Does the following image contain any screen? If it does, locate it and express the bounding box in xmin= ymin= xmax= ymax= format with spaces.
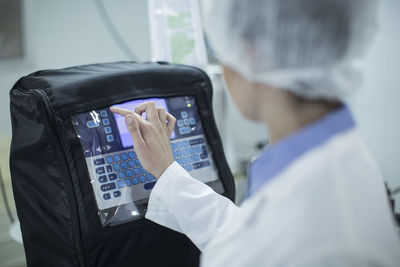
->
xmin=72 ymin=96 xmax=224 ymax=226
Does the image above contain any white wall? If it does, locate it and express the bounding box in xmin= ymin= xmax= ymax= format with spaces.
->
xmin=0 ymin=0 xmax=399 ymax=205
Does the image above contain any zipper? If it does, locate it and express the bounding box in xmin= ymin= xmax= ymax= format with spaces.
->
xmin=29 ymin=88 xmax=87 ymax=267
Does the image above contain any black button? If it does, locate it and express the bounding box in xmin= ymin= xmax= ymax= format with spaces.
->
xmin=101 ymin=182 xmax=116 ymax=192
xmin=96 ymin=167 xmax=105 ymax=174
xmin=189 ymin=138 xmax=204 ymax=146
xmin=103 ymin=193 xmax=111 ymax=200
xmin=108 ymin=173 xmax=117 ymax=181
xmin=94 ymin=158 xmax=105 ymax=165
xmin=106 ymin=165 xmax=113 ymax=172
xmin=193 ymin=161 xmax=211 ymax=170
xmin=113 ymin=191 xmax=121 ymax=197
xmin=98 ymin=175 xmax=107 ymax=183
xmin=144 ymin=181 xmax=156 ymax=190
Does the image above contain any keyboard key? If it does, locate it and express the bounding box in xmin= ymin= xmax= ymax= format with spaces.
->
xmin=103 ymin=193 xmax=111 ymax=200
xmin=101 ymin=182 xmax=116 ymax=192
xmin=185 ymin=165 xmax=193 ymax=171
xmin=171 ymin=143 xmax=176 ymax=150
xmin=106 ymin=165 xmax=113 ymax=173
xmin=139 ymin=175 xmax=146 ymax=183
xmin=100 ymin=110 xmax=108 ymax=117
xmin=96 ymin=167 xmax=105 ymax=174
xmin=135 ymin=159 xmax=140 ymax=166
xmin=146 ymin=174 xmax=153 ymax=181
xmin=189 ymin=117 xmax=196 ymax=125
xmin=176 ymin=150 xmax=182 ymax=157
xmin=94 ymin=158 xmax=105 ymax=165
xmin=98 ymin=175 xmax=107 ymax=183
xmin=195 ymin=145 xmax=201 ymax=153
xmin=128 ymin=160 xmax=135 ymax=168
xmin=193 ymin=155 xmax=200 ymax=162
xmin=177 ymin=142 xmax=183 ymax=149
xmin=126 ymin=170 xmax=133 ymax=177
xmin=117 ymin=180 xmax=124 ymax=188
xmin=183 ymin=118 xmax=190 ymax=126
xmin=183 ymin=149 xmax=188 ymax=156
xmin=118 ymin=171 xmax=125 ymax=179
xmin=200 ymin=146 xmax=209 ymax=159
xmin=187 ymin=156 xmax=193 ymax=163
xmin=106 ymin=134 xmax=114 ymax=142
xmin=113 ymin=154 xmax=121 ymax=162
xmin=140 ymin=167 xmax=146 ymax=174
xmin=102 ymin=118 xmax=110 ymax=126
xmin=176 ymin=159 xmax=181 ymax=165
xmin=172 ymin=151 xmax=176 ymax=158
xmin=179 ymin=127 xmax=191 ymax=135
xmin=113 ymin=191 xmax=121 ymax=198
xmin=189 ymin=138 xmax=204 ymax=146
xmin=106 ymin=156 xmax=113 ymax=164
xmin=183 ymin=141 xmax=189 ymax=147
xmin=189 ymin=148 xmax=195 ymax=154
xmin=104 ymin=126 xmax=112 ymax=134
xmin=144 ymin=181 xmax=156 ymax=190
xmin=128 ymin=151 xmax=136 ymax=159
xmin=121 ymin=162 xmax=128 ymax=170
xmin=181 ymin=158 xmax=186 ymax=164
xmin=121 ymin=153 xmax=128 ymax=161
xmin=132 ymin=177 xmax=138 ymax=185
xmin=108 ymin=173 xmax=117 ymax=181
xmin=125 ymin=179 xmax=132 ymax=186
xmin=193 ymin=161 xmax=211 ymax=170
xmin=87 ymin=120 xmax=99 ymax=128
xmin=181 ymin=111 xmax=188 ymax=118
xmin=134 ymin=169 xmax=140 ymax=176
xmin=113 ymin=164 xmax=120 ymax=171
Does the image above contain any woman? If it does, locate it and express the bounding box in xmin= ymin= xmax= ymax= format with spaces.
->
xmin=111 ymin=0 xmax=400 ymax=266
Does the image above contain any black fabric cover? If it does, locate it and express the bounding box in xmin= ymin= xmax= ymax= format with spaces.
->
xmin=9 ymin=62 xmax=235 ymax=267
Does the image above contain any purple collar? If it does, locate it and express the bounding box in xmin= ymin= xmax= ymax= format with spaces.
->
xmin=248 ymin=105 xmax=355 ymax=197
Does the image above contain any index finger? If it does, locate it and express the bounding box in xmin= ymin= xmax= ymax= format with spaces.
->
xmin=109 ymin=106 xmax=134 ymax=117
xmin=135 ymin=101 xmax=158 ymax=121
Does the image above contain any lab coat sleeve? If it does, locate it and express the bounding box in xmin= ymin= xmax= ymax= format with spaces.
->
xmin=145 ymin=161 xmax=240 ymax=252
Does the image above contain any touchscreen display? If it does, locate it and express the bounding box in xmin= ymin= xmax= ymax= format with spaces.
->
xmin=72 ymin=96 xmax=224 ymax=226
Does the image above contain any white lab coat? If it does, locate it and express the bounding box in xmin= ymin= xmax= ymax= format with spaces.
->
xmin=145 ymin=129 xmax=400 ymax=266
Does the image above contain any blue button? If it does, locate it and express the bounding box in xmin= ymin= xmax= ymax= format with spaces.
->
xmin=181 ymin=158 xmax=186 ymax=164
xmin=193 ymin=160 xmax=211 ymax=170
xmin=179 ymin=127 xmax=191 ymax=135
xmin=189 ymin=117 xmax=196 ymax=125
xmin=189 ymin=148 xmax=195 ymax=154
xmin=134 ymin=169 xmax=140 ymax=176
xmin=183 ymin=149 xmax=188 ymax=156
xmin=100 ymin=110 xmax=108 ymax=117
xmin=139 ymin=175 xmax=145 ymax=183
xmin=194 ymin=155 xmax=200 ymax=162
xmin=183 ymin=118 xmax=190 ymax=126
xmin=113 ymin=155 xmax=121 ymax=162
xmin=140 ymin=167 xmax=146 ymax=174
xmin=103 ymin=193 xmax=111 ymax=200
xmin=106 ymin=165 xmax=113 ymax=173
xmin=104 ymin=126 xmax=112 ymax=134
xmin=106 ymin=156 xmax=113 ymax=164
xmin=135 ymin=159 xmax=140 ymax=166
xmin=172 ymin=151 xmax=176 ymax=158
xmin=113 ymin=190 xmax=121 ymax=198
xmin=146 ymin=174 xmax=153 ymax=181
xmin=185 ymin=165 xmax=193 ymax=171
xmin=96 ymin=167 xmax=105 ymax=174
xmin=126 ymin=170 xmax=133 ymax=177
xmin=177 ymin=119 xmax=184 ymax=127
xmin=125 ymin=179 xmax=132 ymax=186
xmin=181 ymin=111 xmax=188 ymax=118
xmin=171 ymin=143 xmax=176 ymax=150
xmin=108 ymin=173 xmax=117 ymax=181
xmin=117 ymin=180 xmax=124 ymax=188
xmin=195 ymin=145 xmax=201 ymax=153
xmin=101 ymin=182 xmax=116 ymax=192
xmin=128 ymin=151 xmax=136 ymax=159
xmin=121 ymin=153 xmax=128 ymax=161
xmin=118 ymin=171 xmax=125 ymax=179
xmin=187 ymin=156 xmax=193 ymax=163
xmin=144 ymin=181 xmax=157 ymax=190
xmin=94 ymin=158 xmax=105 ymax=165
xmin=183 ymin=141 xmax=189 ymax=147
xmin=87 ymin=120 xmax=99 ymax=128
xmin=121 ymin=162 xmax=128 ymax=170
xmin=128 ymin=160 xmax=135 ymax=168
xmin=177 ymin=142 xmax=183 ymax=149
xmin=132 ymin=177 xmax=138 ymax=185
xmin=98 ymin=175 xmax=107 ymax=183
xmin=102 ymin=118 xmax=110 ymax=126
xmin=106 ymin=134 xmax=114 ymax=142
xmin=176 ymin=150 xmax=182 ymax=157
xmin=113 ymin=164 xmax=120 ymax=171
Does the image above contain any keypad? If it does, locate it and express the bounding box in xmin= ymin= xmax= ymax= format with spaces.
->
xmin=94 ymin=136 xmax=211 ymax=202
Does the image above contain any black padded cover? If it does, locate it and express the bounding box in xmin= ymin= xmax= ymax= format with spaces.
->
xmin=9 ymin=62 xmax=235 ymax=267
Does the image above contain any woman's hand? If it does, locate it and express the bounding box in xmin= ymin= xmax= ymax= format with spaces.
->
xmin=110 ymin=102 xmax=176 ymax=179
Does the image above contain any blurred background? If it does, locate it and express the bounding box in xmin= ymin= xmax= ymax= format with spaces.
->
xmin=0 ymin=0 xmax=399 ymax=266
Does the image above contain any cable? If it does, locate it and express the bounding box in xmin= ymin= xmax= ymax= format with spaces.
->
xmin=0 ymin=167 xmax=15 ymax=223
xmin=93 ymin=0 xmax=140 ymax=61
